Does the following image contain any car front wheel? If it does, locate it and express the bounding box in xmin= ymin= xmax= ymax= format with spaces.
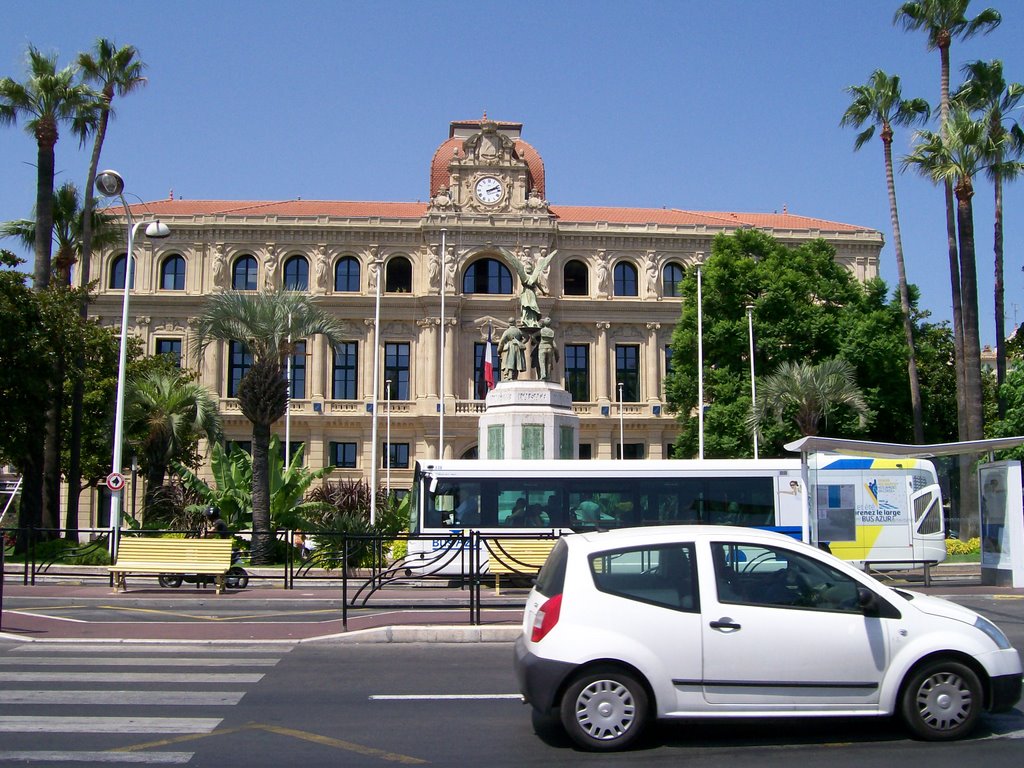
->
xmin=559 ymin=667 xmax=648 ymax=751
xmin=900 ymin=659 xmax=982 ymax=740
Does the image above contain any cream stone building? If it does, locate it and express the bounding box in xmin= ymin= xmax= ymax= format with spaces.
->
xmin=83 ymin=117 xmax=883 ymax=524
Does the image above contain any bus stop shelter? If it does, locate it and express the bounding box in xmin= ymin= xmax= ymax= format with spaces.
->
xmin=785 ymin=436 xmax=1024 ymax=587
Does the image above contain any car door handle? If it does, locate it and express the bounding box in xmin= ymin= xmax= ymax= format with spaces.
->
xmin=709 ymin=618 xmax=741 ymax=631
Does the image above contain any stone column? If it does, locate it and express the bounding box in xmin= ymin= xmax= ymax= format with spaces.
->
xmin=646 ymin=322 xmax=661 ymax=403
xmin=594 ymin=321 xmax=611 ymax=403
xmin=363 ymin=318 xmax=376 ymax=400
xmin=417 ymin=317 xmax=438 ymax=399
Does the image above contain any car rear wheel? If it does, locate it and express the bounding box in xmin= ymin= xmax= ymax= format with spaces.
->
xmin=559 ymin=667 xmax=648 ymax=751
xmin=900 ymin=659 xmax=982 ymax=740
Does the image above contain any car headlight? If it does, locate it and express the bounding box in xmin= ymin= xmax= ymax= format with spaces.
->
xmin=974 ymin=615 xmax=1012 ymax=650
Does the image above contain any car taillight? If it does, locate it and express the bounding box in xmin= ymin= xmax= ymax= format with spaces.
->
xmin=531 ymin=593 xmax=562 ymax=642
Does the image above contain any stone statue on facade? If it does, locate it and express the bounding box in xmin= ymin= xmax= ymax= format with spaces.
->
xmin=508 ymin=248 xmax=557 ymax=328
xmin=211 ymin=244 xmax=226 ymax=290
xmin=645 ymin=250 xmax=661 ymax=299
xmin=498 ymin=320 xmax=526 ymax=381
xmin=315 ymin=246 xmax=329 ymax=290
xmin=264 ymin=246 xmax=278 ymax=290
xmin=536 ymin=317 xmax=559 ymax=382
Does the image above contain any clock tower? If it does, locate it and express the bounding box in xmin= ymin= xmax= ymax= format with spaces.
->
xmin=428 ymin=116 xmax=550 ymax=216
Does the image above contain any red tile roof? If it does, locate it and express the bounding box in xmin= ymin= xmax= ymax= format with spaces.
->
xmin=121 ymin=199 xmax=873 ymax=234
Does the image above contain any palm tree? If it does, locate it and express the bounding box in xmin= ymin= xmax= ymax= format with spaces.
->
xmin=1 ymin=182 xmax=117 ymax=535
xmin=0 ymin=182 xmax=119 ymax=284
xmin=76 ymin=39 xmax=146 ymax=294
xmin=747 ymin=359 xmax=869 ymax=439
xmin=125 ymin=370 xmax=222 ymax=522
xmin=193 ymin=291 xmax=346 ymax=563
xmin=70 ymin=39 xmax=146 ymax=540
xmin=904 ymin=108 xmax=989 ymax=443
xmin=955 ymin=59 xmax=1024 ymax=418
xmin=841 ymin=70 xmax=930 ymax=443
xmin=894 ymin=1 xmax=1000 ymax=443
xmin=0 ymin=46 xmax=98 ymax=290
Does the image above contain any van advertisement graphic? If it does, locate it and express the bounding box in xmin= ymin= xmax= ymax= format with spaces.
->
xmin=857 ymin=477 xmax=905 ymax=524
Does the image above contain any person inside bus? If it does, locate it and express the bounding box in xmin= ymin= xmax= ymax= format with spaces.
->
xmin=507 ymin=499 xmax=540 ymax=528
xmin=573 ymin=495 xmax=602 ymax=525
xmin=455 ymin=495 xmax=480 ymax=526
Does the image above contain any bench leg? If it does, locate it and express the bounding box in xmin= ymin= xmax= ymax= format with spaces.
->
xmin=112 ymin=573 xmax=127 ymax=593
xmin=495 ymin=573 xmax=501 ymax=596
xmin=215 ymin=574 xmax=225 ymax=595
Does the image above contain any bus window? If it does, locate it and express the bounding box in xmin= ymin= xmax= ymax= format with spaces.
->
xmin=427 ymin=482 xmax=482 ymax=527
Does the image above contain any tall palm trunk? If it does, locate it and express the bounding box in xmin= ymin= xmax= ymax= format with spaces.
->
xmin=882 ymin=129 xmax=925 ymax=442
xmin=32 ymin=124 xmax=56 ymax=290
xmin=66 ymin=89 xmax=113 ymax=536
xmin=954 ymin=181 xmax=984 ymax=442
xmin=250 ymin=421 xmax=273 ymax=562
xmin=993 ymin=168 xmax=1007 ymax=418
xmin=938 ymin=41 xmax=969 ymax=443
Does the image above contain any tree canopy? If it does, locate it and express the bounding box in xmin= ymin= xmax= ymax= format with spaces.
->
xmin=665 ymin=230 xmax=957 ymax=458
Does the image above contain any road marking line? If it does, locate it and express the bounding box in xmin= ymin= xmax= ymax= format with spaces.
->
xmin=115 ymin=723 xmax=428 ymax=765
xmin=1 ymin=672 xmax=264 ymax=683
xmin=0 ymin=656 xmax=279 ymax=667
xmin=0 ymin=751 xmax=193 ymax=763
xmin=0 ymin=716 xmax=221 ymax=734
xmin=11 ymin=643 xmax=292 ymax=654
xmin=0 ymin=690 xmax=245 ymax=706
xmin=370 ymin=693 xmax=522 ymax=700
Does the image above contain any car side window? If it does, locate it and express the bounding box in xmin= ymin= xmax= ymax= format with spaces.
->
xmin=590 ymin=544 xmax=698 ymax=612
xmin=711 ymin=542 xmax=861 ymax=613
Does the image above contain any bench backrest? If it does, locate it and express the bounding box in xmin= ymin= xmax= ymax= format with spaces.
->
xmin=486 ymin=539 xmax=556 ymax=575
xmin=114 ymin=537 xmax=234 ymax=566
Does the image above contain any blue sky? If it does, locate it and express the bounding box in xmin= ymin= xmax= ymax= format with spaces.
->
xmin=2 ymin=0 xmax=1022 ymax=345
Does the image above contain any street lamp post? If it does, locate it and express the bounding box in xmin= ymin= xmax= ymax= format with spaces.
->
xmin=746 ymin=304 xmax=759 ymax=460
xmin=438 ymin=229 xmax=447 ymax=459
xmin=369 ymin=255 xmax=384 ymax=526
xmin=95 ymin=170 xmax=170 ymax=554
xmin=696 ymin=255 xmax=705 ymax=459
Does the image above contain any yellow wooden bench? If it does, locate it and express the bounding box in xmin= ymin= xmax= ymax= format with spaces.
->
xmin=109 ymin=538 xmax=235 ymax=594
xmin=486 ymin=538 xmax=557 ymax=595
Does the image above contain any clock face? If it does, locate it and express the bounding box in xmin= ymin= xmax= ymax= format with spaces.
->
xmin=475 ymin=176 xmax=503 ymax=204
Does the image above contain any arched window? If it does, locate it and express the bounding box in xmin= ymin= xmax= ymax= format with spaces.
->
xmin=284 ymin=255 xmax=309 ymax=291
xmin=232 ymin=255 xmax=258 ymax=290
xmin=563 ymin=260 xmax=588 ymax=296
xmin=109 ymin=254 xmax=135 ymax=290
xmin=462 ymin=258 xmax=512 ymax=294
xmin=613 ymin=262 xmax=638 ymax=297
xmin=385 ymin=256 xmax=412 ymax=293
xmin=334 ymin=256 xmax=360 ymax=292
xmin=160 ymin=254 xmax=186 ymax=291
xmin=663 ymin=262 xmax=685 ymax=297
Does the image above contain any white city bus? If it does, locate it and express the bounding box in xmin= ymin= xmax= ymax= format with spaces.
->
xmin=405 ymin=456 xmax=946 ymax=573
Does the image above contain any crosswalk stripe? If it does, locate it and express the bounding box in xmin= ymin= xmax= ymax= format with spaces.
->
xmin=0 ymin=716 xmax=221 ymax=733
xmin=0 ymin=751 xmax=194 ymax=764
xmin=11 ymin=644 xmax=293 ymax=655
xmin=2 ymin=672 xmax=264 ymax=683
xmin=0 ymin=656 xmax=279 ymax=667
xmin=0 ymin=690 xmax=245 ymax=706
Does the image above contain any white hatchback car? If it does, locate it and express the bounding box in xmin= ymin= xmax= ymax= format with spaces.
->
xmin=514 ymin=526 xmax=1022 ymax=751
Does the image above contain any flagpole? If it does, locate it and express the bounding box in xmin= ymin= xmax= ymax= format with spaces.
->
xmin=439 ymin=229 xmax=447 ymax=459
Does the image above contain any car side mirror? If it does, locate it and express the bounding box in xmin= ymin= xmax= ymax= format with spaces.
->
xmin=857 ymin=586 xmax=878 ymax=615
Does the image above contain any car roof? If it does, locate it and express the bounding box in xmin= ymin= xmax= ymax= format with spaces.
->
xmin=568 ymin=524 xmax=804 ymax=552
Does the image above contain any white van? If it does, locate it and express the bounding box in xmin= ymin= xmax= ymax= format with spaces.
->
xmin=515 ymin=526 xmax=1021 ymax=751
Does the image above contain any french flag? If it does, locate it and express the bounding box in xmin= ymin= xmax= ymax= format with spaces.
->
xmin=484 ymin=326 xmax=495 ymax=389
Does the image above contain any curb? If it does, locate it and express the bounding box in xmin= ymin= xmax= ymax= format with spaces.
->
xmin=0 ymin=625 xmax=522 ymax=645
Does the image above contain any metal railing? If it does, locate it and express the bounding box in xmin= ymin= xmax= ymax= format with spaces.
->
xmin=1 ymin=526 xmax=560 ymax=627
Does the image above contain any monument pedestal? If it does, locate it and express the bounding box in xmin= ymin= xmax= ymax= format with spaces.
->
xmin=479 ymin=380 xmax=579 ymax=460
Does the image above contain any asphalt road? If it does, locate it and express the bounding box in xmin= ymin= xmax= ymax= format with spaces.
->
xmin=0 ymin=593 xmax=1021 ymax=766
